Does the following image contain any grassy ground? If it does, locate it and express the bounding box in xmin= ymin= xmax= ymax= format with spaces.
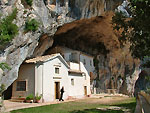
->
xmin=11 ymin=97 xmax=136 ymax=113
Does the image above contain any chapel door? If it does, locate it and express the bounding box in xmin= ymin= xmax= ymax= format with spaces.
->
xmin=55 ymin=82 xmax=60 ymax=99
xmin=84 ymin=86 xmax=87 ymax=96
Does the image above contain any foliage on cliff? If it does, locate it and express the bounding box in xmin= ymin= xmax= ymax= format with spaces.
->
xmin=25 ymin=0 xmax=33 ymax=6
xmin=0 ymin=63 xmax=10 ymax=71
xmin=0 ymin=8 xmax=18 ymax=45
xmin=0 ymin=8 xmax=16 ymax=98
xmin=21 ymin=0 xmax=33 ymax=8
xmin=112 ymin=0 xmax=150 ymax=59
xmin=25 ymin=19 xmax=39 ymax=32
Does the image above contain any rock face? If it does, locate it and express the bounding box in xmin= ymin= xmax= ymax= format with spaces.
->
xmin=0 ymin=0 xmax=140 ymax=97
xmin=43 ymin=13 xmax=140 ymax=95
xmin=69 ymin=0 xmax=123 ymax=19
xmin=0 ymin=0 xmax=71 ymax=88
xmin=0 ymin=0 xmax=124 ymax=89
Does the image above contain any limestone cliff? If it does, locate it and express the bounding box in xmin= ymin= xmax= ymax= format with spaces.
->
xmin=69 ymin=0 xmax=123 ymax=19
xmin=43 ymin=13 xmax=140 ymax=95
xmin=0 ymin=0 xmax=139 ymax=96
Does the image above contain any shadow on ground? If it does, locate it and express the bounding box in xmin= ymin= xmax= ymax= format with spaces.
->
xmin=70 ymin=109 xmax=124 ymax=113
xmin=114 ymin=101 xmax=136 ymax=113
xmin=70 ymin=101 xmax=136 ymax=113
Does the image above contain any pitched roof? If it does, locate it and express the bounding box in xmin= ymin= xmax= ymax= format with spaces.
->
xmin=25 ymin=54 xmax=70 ymax=68
xmin=25 ymin=54 xmax=58 ymax=63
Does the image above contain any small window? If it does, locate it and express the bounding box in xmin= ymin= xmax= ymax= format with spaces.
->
xmin=90 ymin=60 xmax=92 ymax=66
xmin=55 ymin=68 xmax=59 ymax=74
xmin=71 ymin=79 xmax=74 ymax=86
xmin=16 ymin=81 xmax=26 ymax=91
xmin=69 ymin=54 xmax=73 ymax=62
xmin=60 ymin=0 xmax=65 ymax=7
xmin=84 ymin=75 xmax=86 ymax=80
xmin=83 ymin=59 xmax=86 ymax=65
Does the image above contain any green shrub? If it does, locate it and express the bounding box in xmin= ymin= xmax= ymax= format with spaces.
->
xmin=25 ymin=0 xmax=33 ymax=6
xmin=35 ymin=94 xmax=42 ymax=100
xmin=24 ymin=10 xmax=28 ymax=14
xmin=26 ymin=94 xmax=34 ymax=100
xmin=0 ymin=84 xmax=5 ymax=97
xmin=21 ymin=0 xmax=33 ymax=8
xmin=25 ymin=19 xmax=39 ymax=32
xmin=146 ymin=88 xmax=150 ymax=94
xmin=0 ymin=63 xmax=11 ymax=70
xmin=0 ymin=8 xmax=18 ymax=44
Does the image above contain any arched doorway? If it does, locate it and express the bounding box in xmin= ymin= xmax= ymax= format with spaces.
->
xmin=3 ymin=84 xmax=13 ymax=100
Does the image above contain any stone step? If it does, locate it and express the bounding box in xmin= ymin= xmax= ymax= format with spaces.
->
xmin=10 ymin=97 xmax=26 ymax=102
xmin=10 ymin=99 xmax=25 ymax=102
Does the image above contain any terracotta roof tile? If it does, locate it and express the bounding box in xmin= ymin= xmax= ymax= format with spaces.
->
xmin=25 ymin=54 xmax=59 ymax=63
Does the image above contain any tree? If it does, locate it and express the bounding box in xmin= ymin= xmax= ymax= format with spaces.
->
xmin=112 ymin=0 xmax=150 ymax=60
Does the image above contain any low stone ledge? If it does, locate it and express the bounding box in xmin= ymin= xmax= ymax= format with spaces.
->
xmin=106 ymin=89 xmax=117 ymax=94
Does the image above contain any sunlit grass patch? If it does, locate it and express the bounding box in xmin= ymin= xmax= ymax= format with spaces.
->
xmin=11 ymin=97 xmax=136 ymax=113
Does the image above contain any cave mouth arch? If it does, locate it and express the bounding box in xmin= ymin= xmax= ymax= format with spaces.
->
xmin=33 ymin=12 xmax=119 ymax=59
xmin=43 ymin=16 xmax=112 ymax=57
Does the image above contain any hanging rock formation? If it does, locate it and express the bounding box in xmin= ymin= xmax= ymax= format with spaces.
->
xmin=40 ymin=12 xmax=140 ymax=95
xmin=0 ymin=0 xmax=140 ymax=97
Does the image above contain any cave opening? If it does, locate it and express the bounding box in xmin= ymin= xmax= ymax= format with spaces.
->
xmin=3 ymin=84 xmax=13 ymax=100
xmin=42 ymin=16 xmax=111 ymax=57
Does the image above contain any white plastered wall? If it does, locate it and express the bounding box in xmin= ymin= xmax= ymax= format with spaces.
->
xmin=57 ymin=47 xmax=95 ymax=96
xmin=35 ymin=64 xmax=43 ymax=99
xmin=12 ymin=64 xmax=35 ymax=98
xmin=41 ymin=56 xmax=69 ymax=102
xmin=68 ymin=73 xmax=85 ymax=98
xmin=80 ymin=54 xmax=95 ymax=95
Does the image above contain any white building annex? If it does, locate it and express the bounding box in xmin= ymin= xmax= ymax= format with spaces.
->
xmin=48 ymin=46 xmax=96 ymax=97
xmin=11 ymin=47 xmax=95 ymax=102
xmin=12 ymin=54 xmax=70 ymax=102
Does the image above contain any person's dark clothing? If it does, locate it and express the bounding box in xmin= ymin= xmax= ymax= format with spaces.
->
xmin=59 ymin=87 xmax=64 ymax=101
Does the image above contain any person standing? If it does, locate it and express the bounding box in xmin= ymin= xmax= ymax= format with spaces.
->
xmin=59 ymin=86 xmax=64 ymax=101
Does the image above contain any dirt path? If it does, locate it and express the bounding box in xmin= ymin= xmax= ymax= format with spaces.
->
xmin=77 ymin=94 xmax=131 ymax=105
xmin=4 ymin=99 xmax=76 ymax=112
xmin=4 ymin=94 xmax=131 ymax=112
